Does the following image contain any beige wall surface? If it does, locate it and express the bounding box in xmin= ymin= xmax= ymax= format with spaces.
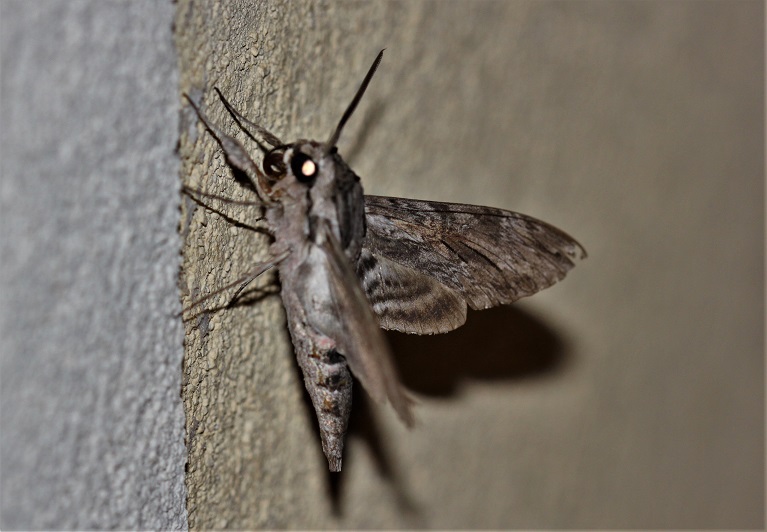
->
xmin=176 ymin=0 xmax=763 ymax=528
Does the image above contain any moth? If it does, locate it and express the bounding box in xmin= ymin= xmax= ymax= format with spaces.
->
xmin=185 ymin=50 xmax=585 ymax=472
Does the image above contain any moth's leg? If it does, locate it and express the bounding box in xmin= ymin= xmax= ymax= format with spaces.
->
xmin=226 ymin=267 xmax=274 ymax=307
xmin=182 ymin=185 xmax=262 ymax=207
xmin=181 ymin=251 xmax=288 ymax=318
xmin=182 ymin=185 xmax=267 ymax=234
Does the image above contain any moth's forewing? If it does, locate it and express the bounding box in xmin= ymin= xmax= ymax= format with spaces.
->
xmin=320 ymin=223 xmax=414 ymax=426
xmin=362 ymin=195 xmax=585 ymax=319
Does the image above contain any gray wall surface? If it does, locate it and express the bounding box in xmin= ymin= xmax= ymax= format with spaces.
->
xmin=1 ymin=0 xmax=764 ymax=530
xmin=0 ymin=1 xmax=187 ymax=529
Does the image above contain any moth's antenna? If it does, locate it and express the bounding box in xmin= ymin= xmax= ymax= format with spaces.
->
xmin=184 ymin=93 xmax=273 ymax=205
xmin=325 ymin=49 xmax=384 ymax=153
xmin=214 ymin=87 xmax=283 ymax=151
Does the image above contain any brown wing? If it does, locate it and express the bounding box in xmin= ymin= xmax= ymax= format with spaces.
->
xmin=360 ymin=195 xmax=586 ymax=334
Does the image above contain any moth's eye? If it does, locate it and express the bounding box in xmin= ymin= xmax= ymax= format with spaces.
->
xmin=263 ymin=150 xmax=286 ymax=179
xmin=290 ymin=152 xmax=317 ymax=185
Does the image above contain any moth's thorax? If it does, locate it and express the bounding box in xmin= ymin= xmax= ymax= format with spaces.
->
xmin=266 ymin=140 xmax=366 ymax=263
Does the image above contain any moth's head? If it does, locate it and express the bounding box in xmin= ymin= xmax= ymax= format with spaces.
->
xmin=262 ymin=140 xmax=340 ymax=201
xmin=208 ymin=50 xmax=383 ymax=205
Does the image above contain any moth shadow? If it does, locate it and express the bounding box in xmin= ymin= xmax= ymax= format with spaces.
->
xmin=386 ymin=305 xmax=569 ymax=396
xmin=337 ymin=390 xmax=422 ymax=521
xmin=333 ymin=306 xmax=568 ymax=517
xmin=339 ymin=98 xmax=386 ymax=167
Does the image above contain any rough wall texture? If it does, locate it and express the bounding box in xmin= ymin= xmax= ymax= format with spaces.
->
xmin=176 ymin=0 xmax=763 ymax=529
xmin=0 ymin=0 xmax=733 ymax=529
xmin=7 ymin=1 xmax=760 ymax=530
xmin=0 ymin=1 xmax=187 ymax=529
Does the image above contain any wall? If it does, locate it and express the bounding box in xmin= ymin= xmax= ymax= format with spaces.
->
xmin=176 ymin=0 xmax=763 ymax=529
xmin=0 ymin=1 xmax=187 ymax=529
xmin=1 ymin=0 xmax=763 ymax=529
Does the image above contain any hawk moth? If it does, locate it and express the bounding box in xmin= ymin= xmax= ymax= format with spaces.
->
xmin=185 ymin=50 xmax=585 ymax=472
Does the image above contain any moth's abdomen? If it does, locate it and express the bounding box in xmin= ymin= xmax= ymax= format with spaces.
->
xmin=282 ymin=250 xmax=358 ymax=471
xmin=297 ymin=347 xmax=352 ymax=472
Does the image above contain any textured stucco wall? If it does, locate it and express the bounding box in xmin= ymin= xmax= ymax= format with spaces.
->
xmin=177 ymin=0 xmax=763 ymax=529
xmin=0 ymin=1 xmax=187 ymax=529
xmin=2 ymin=0 xmax=762 ymax=530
